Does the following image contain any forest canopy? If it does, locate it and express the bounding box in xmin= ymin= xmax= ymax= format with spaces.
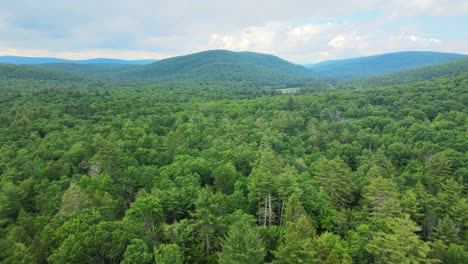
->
xmin=0 ymin=65 xmax=467 ymax=264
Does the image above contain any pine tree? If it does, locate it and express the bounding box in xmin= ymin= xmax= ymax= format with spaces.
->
xmin=248 ymin=149 xmax=282 ymax=226
xmin=313 ymin=157 xmax=355 ymax=206
xmin=362 ymin=176 xmax=402 ymax=219
xmin=273 ymin=198 xmax=315 ymax=263
xmin=218 ymin=220 xmax=265 ymax=264
xmin=366 ymin=215 xmax=431 ymax=264
xmin=191 ymin=187 xmax=224 ymax=257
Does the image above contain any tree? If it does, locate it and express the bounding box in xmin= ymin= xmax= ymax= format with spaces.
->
xmin=312 ymin=232 xmax=352 ymax=264
xmin=121 ymin=239 xmax=152 ymax=264
xmin=0 ymin=181 xmax=25 ymax=226
xmin=124 ymin=190 xmax=163 ymax=243
xmin=432 ymin=216 xmax=460 ymax=244
xmin=273 ymin=213 xmax=315 ymax=264
xmin=248 ymin=149 xmax=282 ymax=226
xmin=218 ymin=216 xmax=265 ymax=264
xmin=191 ymin=187 xmax=224 ymax=257
xmin=425 ymin=152 xmax=452 ymax=178
xmin=313 ymin=157 xmax=355 ymax=206
xmin=366 ymin=215 xmax=431 ymax=264
xmin=0 ymin=239 xmax=34 ymax=264
xmin=442 ymin=244 xmax=468 ymax=264
xmin=48 ymin=220 xmax=133 ymax=264
xmin=213 ymin=163 xmax=239 ymax=195
xmin=362 ymin=176 xmax=402 ymax=219
xmin=59 ymin=183 xmax=91 ymax=216
xmin=154 ymin=244 xmax=183 ymax=264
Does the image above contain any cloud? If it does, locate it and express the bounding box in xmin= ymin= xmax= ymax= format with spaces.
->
xmin=208 ymin=22 xmax=281 ymax=52
xmin=328 ymin=35 xmax=347 ymax=49
xmin=0 ymin=0 xmax=467 ymax=62
xmin=409 ymin=35 xmax=441 ymax=45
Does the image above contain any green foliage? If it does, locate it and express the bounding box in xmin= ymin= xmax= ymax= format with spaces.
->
xmin=313 ymin=157 xmax=356 ymax=206
xmin=0 ymin=181 xmax=25 ymax=226
xmin=154 ymin=243 xmax=184 ymax=264
xmin=121 ymin=238 xmax=152 ymax=264
xmin=366 ymin=215 xmax=431 ymax=264
xmin=124 ymin=190 xmax=163 ymax=243
xmin=0 ymin=66 xmax=466 ymax=263
xmin=218 ymin=216 xmax=265 ymax=264
xmin=362 ymin=176 xmax=402 ymax=219
xmin=59 ymin=183 xmax=91 ymax=216
xmin=312 ymin=232 xmax=352 ymax=264
xmin=273 ymin=211 xmax=316 ymax=263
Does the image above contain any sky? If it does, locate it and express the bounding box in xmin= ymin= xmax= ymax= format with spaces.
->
xmin=0 ymin=0 xmax=467 ymax=63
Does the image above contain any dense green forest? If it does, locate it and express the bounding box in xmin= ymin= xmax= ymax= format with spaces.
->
xmin=0 ymin=61 xmax=467 ymax=263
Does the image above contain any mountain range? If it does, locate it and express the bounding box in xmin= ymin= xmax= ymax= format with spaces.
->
xmin=0 ymin=56 xmax=157 ymax=65
xmin=306 ymin=51 xmax=467 ymax=79
xmin=0 ymin=50 xmax=467 ymax=86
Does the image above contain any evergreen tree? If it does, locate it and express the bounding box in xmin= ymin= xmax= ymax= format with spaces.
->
xmin=313 ymin=157 xmax=355 ymax=206
xmin=366 ymin=215 xmax=431 ymax=264
xmin=218 ymin=219 xmax=265 ymax=264
xmin=191 ymin=187 xmax=224 ymax=257
xmin=362 ymin=176 xmax=402 ymax=219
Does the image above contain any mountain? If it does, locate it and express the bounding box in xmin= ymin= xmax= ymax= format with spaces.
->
xmin=120 ymin=50 xmax=319 ymax=86
xmin=0 ymin=56 xmax=157 ymax=65
xmin=40 ymin=63 xmax=140 ymax=79
xmin=343 ymin=57 xmax=468 ymax=88
xmin=307 ymin=51 xmax=467 ymax=79
xmin=0 ymin=63 xmax=86 ymax=81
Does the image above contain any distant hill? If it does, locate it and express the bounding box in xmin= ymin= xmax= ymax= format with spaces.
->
xmin=40 ymin=63 xmax=140 ymax=79
xmin=0 ymin=63 xmax=86 ymax=81
xmin=307 ymin=51 xmax=467 ymax=79
xmin=0 ymin=56 xmax=157 ymax=65
xmin=342 ymin=57 xmax=468 ymax=88
xmin=120 ymin=50 xmax=319 ymax=86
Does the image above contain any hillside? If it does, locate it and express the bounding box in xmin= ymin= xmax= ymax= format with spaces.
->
xmin=120 ymin=50 xmax=319 ymax=85
xmin=0 ymin=56 xmax=157 ymax=65
xmin=343 ymin=57 xmax=468 ymax=88
xmin=40 ymin=63 xmax=140 ymax=79
xmin=307 ymin=51 xmax=467 ymax=79
xmin=0 ymin=63 xmax=86 ymax=82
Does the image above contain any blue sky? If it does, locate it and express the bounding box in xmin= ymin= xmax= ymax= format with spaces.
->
xmin=0 ymin=0 xmax=467 ymax=63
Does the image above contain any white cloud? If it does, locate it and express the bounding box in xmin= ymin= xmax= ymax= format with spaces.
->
xmin=287 ymin=24 xmax=327 ymax=42
xmin=0 ymin=0 xmax=467 ymax=62
xmin=409 ymin=35 xmax=441 ymax=45
xmin=208 ymin=22 xmax=283 ymax=52
xmin=328 ymin=35 xmax=347 ymax=49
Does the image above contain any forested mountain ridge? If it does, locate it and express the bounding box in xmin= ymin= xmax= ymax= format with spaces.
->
xmin=0 ymin=55 xmax=157 ymax=65
xmin=3 ymin=50 xmax=467 ymax=87
xmin=0 ymin=67 xmax=467 ymax=263
xmin=338 ymin=57 xmax=468 ymax=89
xmin=0 ymin=63 xmax=87 ymax=82
xmin=39 ymin=63 xmax=141 ymax=79
xmin=0 ymin=50 xmax=322 ymax=86
xmin=117 ymin=50 xmax=320 ymax=85
xmin=307 ymin=51 xmax=467 ymax=79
